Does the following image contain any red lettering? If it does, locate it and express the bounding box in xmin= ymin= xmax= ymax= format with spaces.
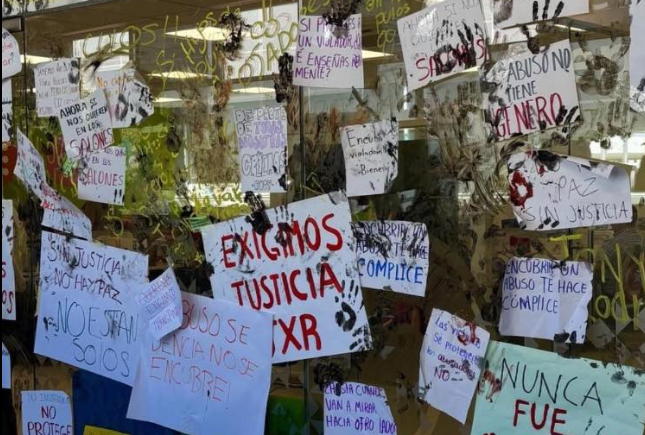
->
xmin=300 ymin=313 xmax=322 ymax=351
xmin=322 ymin=214 xmax=343 ymax=251
xmin=277 ymin=317 xmax=302 ymax=354
xmin=319 ymin=262 xmax=343 ymax=296
xmin=550 ymin=408 xmax=567 ymax=435
xmin=513 ymin=399 xmax=529 ymax=427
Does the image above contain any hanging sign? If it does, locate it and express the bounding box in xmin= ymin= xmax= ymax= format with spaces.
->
xmin=78 ymin=146 xmax=126 ymax=205
xmin=21 ymin=391 xmax=73 ymax=435
xmin=2 ymin=28 xmax=21 ymax=79
xmin=95 ymin=68 xmax=154 ymax=128
xmin=134 ymin=267 xmax=182 ymax=340
xmin=33 ymin=58 xmax=81 ymax=118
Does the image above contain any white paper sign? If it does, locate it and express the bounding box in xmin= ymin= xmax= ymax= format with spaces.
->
xmin=630 ymin=0 xmax=645 ymax=112
xmin=95 ymin=68 xmax=154 ymax=128
xmin=34 ymin=59 xmax=81 ymax=118
xmin=2 ymin=342 xmax=9 ymax=389
xmin=21 ymin=391 xmax=73 ymax=435
xmin=201 ymin=192 xmax=372 ymax=363
xmin=419 ymin=308 xmax=490 ymax=424
xmin=353 ymin=221 xmax=429 ymax=297
xmin=2 ymin=235 xmax=15 ymax=320
xmin=482 ymin=39 xmax=581 ymax=141
xmin=41 ymin=189 xmax=92 ymax=240
xmin=15 ymin=129 xmax=48 ymax=201
xmin=494 ymin=0 xmax=590 ymax=29
xmin=78 ymin=146 xmax=126 ymax=205
xmin=35 ymin=231 xmax=148 ymax=385
xmin=341 ymin=119 xmax=399 ymax=197
xmin=500 ymin=256 xmax=593 ymax=342
xmin=2 ymin=78 xmax=12 ymax=142
xmin=293 ymin=15 xmax=364 ymax=88
xmin=59 ymin=90 xmax=114 ymax=162
xmin=2 ymin=28 xmax=21 ymax=79
xmin=508 ymin=151 xmax=633 ymax=230
xmin=324 ymin=382 xmax=397 ymax=435
xmin=397 ymin=0 xmax=487 ymax=91
xmin=2 ymin=198 xmax=13 ymax=250
xmin=127 ymin=292 xmax=273 ymax=435
xmin=134 ymin=268 xmax=182 ymax=340
xmin=235 ymin=105 xmax=287 ymax=193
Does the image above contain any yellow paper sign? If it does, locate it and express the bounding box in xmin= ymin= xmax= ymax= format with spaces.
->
xmin=83 ymin=426 xmax=130 ymax=435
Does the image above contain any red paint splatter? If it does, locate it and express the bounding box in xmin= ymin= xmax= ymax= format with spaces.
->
xmin=479 ymin=370 xmax=502 ymax=401
xmin=509 ymin=171 xmax=533 ymax=209
xmin=457 ymin=322 xmax=479 ymax=346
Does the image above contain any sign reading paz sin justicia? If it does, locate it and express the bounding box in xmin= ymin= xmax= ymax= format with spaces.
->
xmin=507 ymin=151 xmax=632 ymax=231
xmin=472 ymin=341 xmax=645 ymax=435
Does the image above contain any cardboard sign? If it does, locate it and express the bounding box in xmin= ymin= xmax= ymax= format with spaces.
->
xmin=500 ymin=257 xmax=593 ymax=342
xmin=59 ymin=90 xmax=114 ymax=162
xmin=397 ymin=0 xmax=487 ymax=91
xmin=2 ymin=342 xmax=9 ymax=389
xmin=84 ymin=427 xmax=129 ymax=435
xmin=2 ymin=78 xmax=11 ymax=141
xmin=34 ymin=58 xmax=81 ymax=118
xmin=482 ymin=39 xmax=580 ymax=141
xmin=15 ymin=129 xmax=48 ymax=201
xmin=127 ymin=292 xmax=273 ymax=435
xmin=2 ymin=222 xmax=15 ymax=320
xmin=507 ymin=151 xmax=633 ymax=230
xmin=95 ymin=68 xmax=154 ymax=128
xmin=472 ymin=341 xmax=645 ymax=435
xmin=2 ymin=28 xmax=21 ymax=79
xmin=494 ymin=0 xmax=590 ymax=29
xmin=35 ymin=231 xmax=148 ymax=385
xmin=341 ymin=119 xmax=399 ymax=197
xmin=134 ymin=267 xmax=182 ymax=340
xmin=78 ymin=146 xmax=126 ymax=205
xmin=353 ymin=221 xmax=429 ymax=297
xmin=234 ymin=105 xmax=287 ymax=193
xmin=41 ymin=190 xmax=92 ymax=240
xmin=324 ymin=382 xmax=397 ymax=435
xmin=21 ymin=391 xmax=73 ymax=435
xmin=631 ymin=0 xmax=645 ymax=112
xmin=420 ymin=309 xmax=489 ymax=423
xmin=293 ymin=15 xmax=364 ymax=88
xmin=201 ymin=192 xmax=372 ymax=363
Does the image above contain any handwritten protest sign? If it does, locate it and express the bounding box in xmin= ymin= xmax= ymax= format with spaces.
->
xmin=397 ymin=0 xmax=487 ymax=91
xmin=2 ymin=78 xmax=12 ymax=141
xmin=84 ymin=427 xmax=129 ymax=435
xmin=2 ymin=220 xmax=15 ymax=320
xmin=78 ymin=146 xmax=126 ymax=205
xmin=353 ymin=221 xmax=429 ymax=297
xmin=473 ymin=341 xmax=645 ymax=435
xmin=59 ymin=90 xmax=114 ymax=162
xmin=95 ymin=68 xmax=154 ymax=128
xmin=500 ymin=257 xmax=593 ymax=342
xmin=234 ymin=105 xmax=287 ymax=193
xmin=493 ymin=0 xmax=589 ymax=29
xmin=127 ymin=292 xmax=273 ymax=435
xmin=21 ymin=391 xmax=73 ymax=435
xmin=631 ymin=0 xmax=644 ymax=112
xmin=341 ymin=120 xmax=399 ymax=197
xmin=34 ymin=58 xmax=81 ymax=118
xmin=507 ymin=151 xmax=633 ymax=230
xmin=15 ymin=129 xmax=48 ymax=201
xmin=2 ymin=28 xmax=21 ymax=79
xmin=134 ymin=267 xmax=182 ymax=340
xmin=324 ymin=382 xmax=397 ymax=435
xmin=420 ymin=309 xmax=489 ymax=423
xmin=201 ymin=192 xmax=371 ymax=363
xmin=35 ymin=231 xmax=148 ymax=385
xmin=41 ymin=190 xmax=92 ymax=239
xmin=2 ymin=342 xmax=9 ymax=389
xmin=293 ymin=15 xmax=364 ymax=88
xmin=482 ymin=39 xmax=580 ymax=141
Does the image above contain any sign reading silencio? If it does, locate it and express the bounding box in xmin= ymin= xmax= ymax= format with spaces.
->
xmin=507 ymin=151 xmax=633 ymax=230
xmin=397 ymin=0 xmax=487 ymax=91
xmin=482 ymin=39 xmax=581 ymax=141
xmin=201 ymin=192 xmax=372 ymax=363
xmin=293 ymin=15 xmax=364 ymax=88
xmin=341 ymin=119 xmax=399 ymax=197
xmin=59 ymin=90 xmax=114 ymax=162
xmin=493 ymin=0 xmax=590 ymax=29
xmin=472 ymin=341 xmax=645 ymax=435
xmin=500 ymin=257 xmax=593 ymax=342
xmin=234 ymin=105 xmax=287 ymax=193
xmin=352 ymin=221 xmax=429 ymax=297
xmin=127 ymin=292 xmax=273 ymax=435
xmin=35 ymin=231 xmax=148 ymax=385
